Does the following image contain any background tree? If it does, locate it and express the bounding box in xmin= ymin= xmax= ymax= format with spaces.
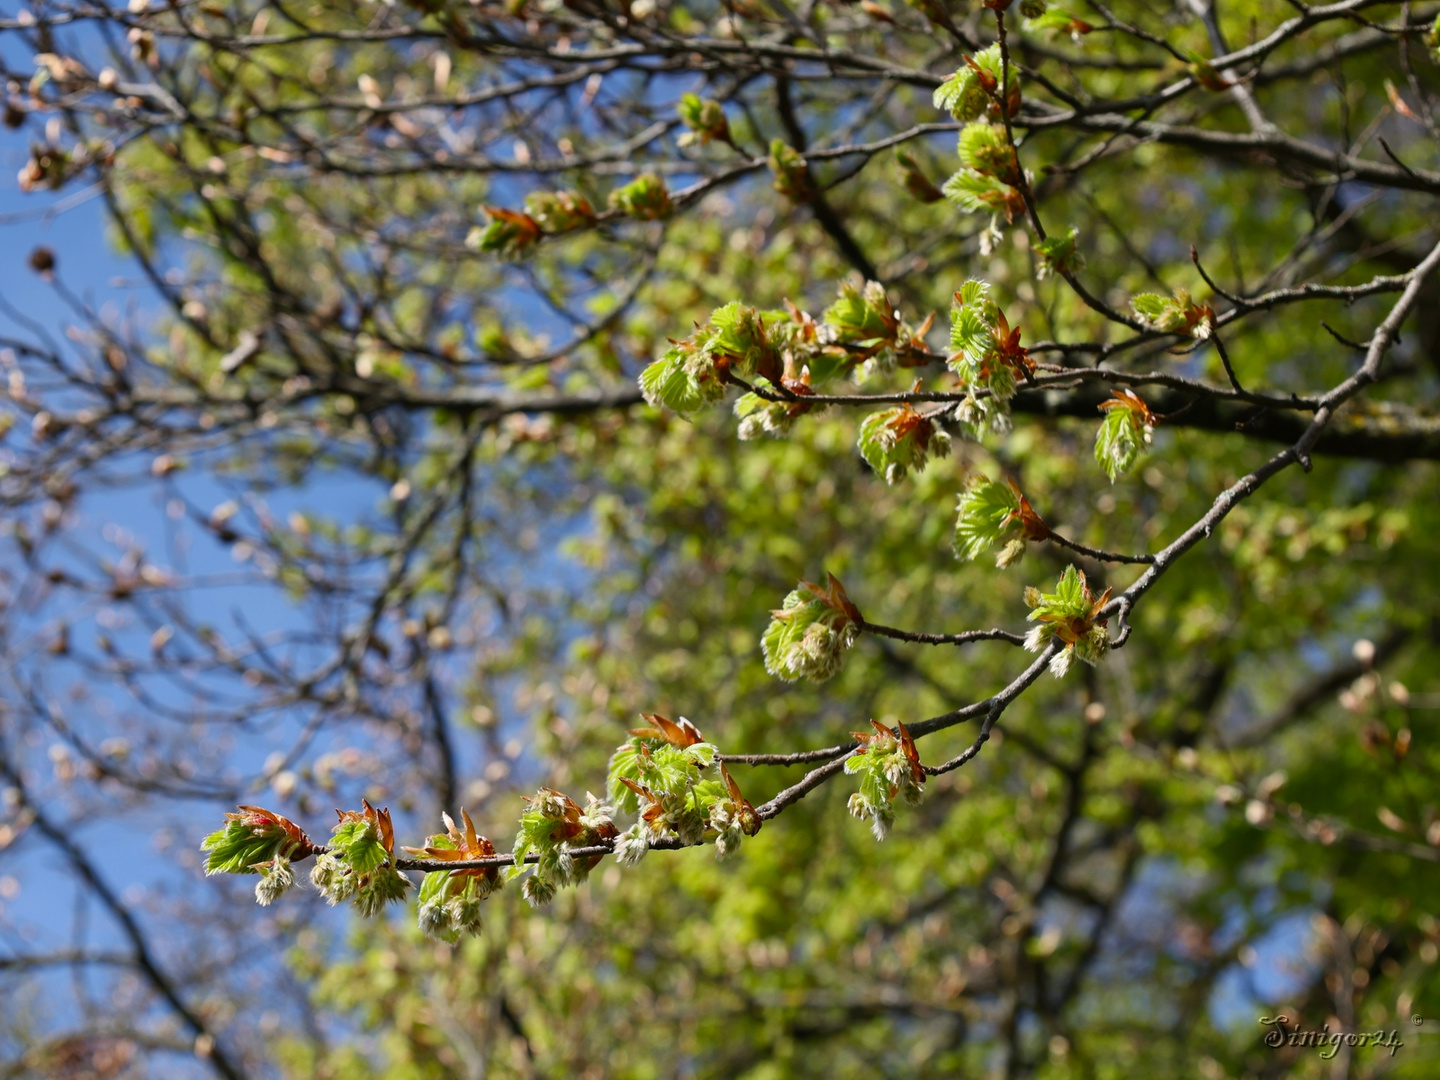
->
xmin=0 ymin=0 xmax=1439 ymax=1076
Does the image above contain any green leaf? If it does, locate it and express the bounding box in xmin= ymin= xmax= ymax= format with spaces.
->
xmin=932 ymin=45 xmax=1005 ymax=122
xmin=1024 ymin=7 xmax=1092 ymax=35
xmin=201 ymin=820 xmax=280 ymax=876
xmin=639 ymin=354 xmax=709 ymax=415
xmin=761 ymin=583 xmax=859 ymax=683
xmin=942 ymin=169 xmax=1012 ymax=215
xmin=1130 ymin=287 xmax=1212 ymax=338
xmin=957 ymin=122 xmax=1017 ymax=184
xmin=823 ymin=280 xmax=894 ymax=345
xmin=1035 ymin=226 xmax=1082 ymax=279
xmin=1094 ymin=404 xmax=1148 ymax=482
xmin=857 ymin=407 xmax=952 ymax=485
xmin=953 ymin=475 xmax=1021 ymax=562
xmin=330 ymin=821 xmax=390 ymax=876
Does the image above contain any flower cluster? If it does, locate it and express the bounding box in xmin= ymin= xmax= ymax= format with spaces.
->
xmin=606 ymin=715 xmax=759 ymax=863
xmin=510 ymin=788 xmax=619 ymax=907
xmin=406 ymin=809 xmax=505 ymax=941
xmin=734 ymin=373 xmax=819 ymax=440
xmin=845 ymin=720 xmax=926 ymax=841
xmin=1023 ymin=565 xmax=1112 ymax=677
xmin=200 ymin=805 xmax=317 ymax=907
xmin=761 ymin=573 xmax=863 ymax=683
xmin=1094 ymin=389 xmax=1156 ymax=482
xmin=953 ymin=474 xmax=1050 ymax=567
xmin=308 ymin=800 xmax=411 ymax=918
xmin=858 ymin=404 xmax=952 ymax=485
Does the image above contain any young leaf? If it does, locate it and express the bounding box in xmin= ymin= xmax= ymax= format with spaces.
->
xmin=523 ymin=190 xmax=596 ymax=233
xmin=608 ymin=173 xmax=672 ymax=219
xmin=1023 ymin=565 xmax=1112 ymax=677
xmin=403 ymin=809 xmax=505 ymax=941
xmin=768 ymin=140 xmax=814 ymax=200
xmin=896 ymin=150 xmax=943 ymax=202
xmin=857 ymin=404 xmax=952 ymax=485
xmin=845 ymin=720 xmax=925 ymax=841
xmin=468 ymin=206 xmax=541 ymax=257
xmin=638 ymin=301 xmax=785 ymax=416
xmin=1094 ymin=389 xmax=1156 ymax=482
xmin=942 ymin=169 xmax=1024 ymax=222
xmin=201 ymin=805 xmax=316 ymax=876
xmin=1035 ymin=226 xmax=1082 ymax=279
xmin=957 ymin=122 xmax=1019 ymax=185
xmin=933 ymin=45 xmax=1009 ymax=122
xmin=1129 ymin=287 xmax=1213 ymax=338
xmin=761 ymin=573 xmax=863 ymax=683
xmin=953 ymin=475 xmax=1049 ymax=566
xmin=677 ymin=93 xmax=733 ymax=147
xmin=309 ymin=800 xmax=411 ymax=917
xmin=1023 ymin=6 xmax=1093 ymax=38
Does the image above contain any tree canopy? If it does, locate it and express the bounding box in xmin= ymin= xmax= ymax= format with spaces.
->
xmin=1 ymin=0 xmax=1439 ymax=1076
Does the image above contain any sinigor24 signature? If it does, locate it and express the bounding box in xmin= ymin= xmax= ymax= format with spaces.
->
xmin=1259 ymin=1015 xmax=1405 ymax=1058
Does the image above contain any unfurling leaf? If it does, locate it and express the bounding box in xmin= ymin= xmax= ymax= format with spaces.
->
xmin=639 ymin=301 xmax=783 ymax=415
xmin=309 ymin=799 xmax=411 ymax=917
xmin=768 ymin=139 xmax=814 ymax=201
xmin=957 ymin=122 xmax=1020 ymax=185
xmin=845 ymin=720 xmax=925 ymax=840
xmin=677 ymin=93 xmax=734 ymax=147
xmin=1187 ymin=52 xmax=1233 ymax=92
xmin=404 ymin=809 xmax=504 ymax=941
xmin=954 ymin=474 xmax=1049 ymax=566
xmin=947 ymin=282 xmax=1033 ymax=438
xmin=1023 ymin=6 xmax=1093 ymax=39
xmin=510 ymin=788 xmax=619 ymax=906
xmin=933 ymin=45 xmax=1015 ymax=122
xmin=1094 ymin=389 xmax=1156 ymax=482
xmin=523 ymin=189 xmax=596 ymax=233
xmin=762 ymin=573 xmax=862 ymax=683
xmin=1129 ymin=287 xmax=1213 ymax=338
xmin=201 ymin=805 xmax=317 ymax=906
xmin=857 ymin=405 xmax=951 ymax=485
xmin=896 ymin=150 xmax=943 ymax=202
xmin=468 ymin=206 xmax=541 ymax=257
xmin=1023 ymin=565 xmax=1112 ymax=677
xmin=1035 ymin=225 xmax=1082 ymax=279
xmin=608 ymin=173 xmax=672 ymax=219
